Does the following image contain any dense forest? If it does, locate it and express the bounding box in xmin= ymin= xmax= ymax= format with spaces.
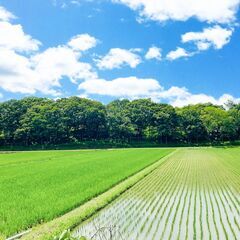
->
xmin=0 ymin=97 xmax=240 ymax=146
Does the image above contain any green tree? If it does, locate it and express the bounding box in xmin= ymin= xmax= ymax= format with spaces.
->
xmin=151 ymin=104 xmax=178 ymax=143
xmin=200 ymin=105 xmax=236 ymax=142
xmin=0 ymin=97 xmax=50 ymax=145
xmin=229 ymin=103 xmax=240 ymax=140
xmin=16 ymin=102 xmax=64 ymax=145
xmin=106 ymin=100 xmax=135 ymax=141
xmin=127 ymin=99 xmax=156 ymax=140
xmin=177 ymin=105 xmax=207 ymax=143
xmin=57 ymin=97 xmax=107 ymax=141
xmin=0 ymin=97 xmax=239 ymax=147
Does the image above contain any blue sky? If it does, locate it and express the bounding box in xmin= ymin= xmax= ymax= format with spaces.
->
xmin=0 ymin=0 xmax=240 ymax=106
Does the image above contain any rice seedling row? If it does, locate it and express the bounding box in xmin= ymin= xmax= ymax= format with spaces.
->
xmin=74 ymin=148 xmax=240 ymax=240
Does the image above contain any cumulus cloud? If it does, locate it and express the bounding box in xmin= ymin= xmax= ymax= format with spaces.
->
xmin=182 ymin=25 xmax=233 ymax=51
xmin=79 ymin=77 xmax=162 ymax=98
xmin=78 ymin=75 xmax=240 ymax=107
xmin=166 ymin=47 xmax=192 ymax=61
xmin=96 ymin=48 xmax=142 ymax=69
xmin=0 ymin=21 xmax=41 ymax=52
xmin=166 ymin=26 xmax=233 ymax=60
xmin=1 ymin=5 xmax=239 ymax=108
xmin=145 ymin=46 xmax=162 ymax=60
xmin=0 ymin=6 xmax=15 ymax=21
xmin=70 ymin=0 xmax=81 ymax=6
xmin=160 ymin=87 xmax=240 ymax=107
xmin=0 ymin=5 xmax=98 ymax=95
xmin=0 ymin=49 xmax=49 ymax=95
xmin=113 ymin=2 xmax=236 ymax=60
xmin=113 ymin=0 xmax=240 ymax=24
xmin=0 ymin=44 xmax=97 ymax=96
xmin=32 ymin=46 xmax=97 ymax=92
xmin=68 ymin=34 xmax=98 ymax=51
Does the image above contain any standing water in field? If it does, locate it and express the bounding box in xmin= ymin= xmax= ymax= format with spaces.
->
xmin=73 ymin=149 xmax=240 ymax=240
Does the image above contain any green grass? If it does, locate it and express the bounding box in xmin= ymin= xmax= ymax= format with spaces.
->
xmin=1 ymin=140 xmax=240 ymax=152
xmin=0 ymin=148 xmax=173 ymax=238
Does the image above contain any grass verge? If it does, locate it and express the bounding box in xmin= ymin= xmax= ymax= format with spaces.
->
xmin=1 ymin=140 xmax=240 ymax=151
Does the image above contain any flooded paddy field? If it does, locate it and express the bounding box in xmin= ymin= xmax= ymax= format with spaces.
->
xmin=73 ymin=148 xmax=240 ymax=240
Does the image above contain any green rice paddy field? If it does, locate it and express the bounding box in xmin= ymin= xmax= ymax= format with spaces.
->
xmin=0 ymin=148 xmax=173 ymax=238
xmin=0 ymin=147 xmax=240 ymax=240
xmin=74 ymin=148 xmax=240 ymax=240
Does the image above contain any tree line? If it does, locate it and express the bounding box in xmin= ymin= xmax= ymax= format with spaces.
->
xmin=0 ymin=96 xmax=240 ymax=146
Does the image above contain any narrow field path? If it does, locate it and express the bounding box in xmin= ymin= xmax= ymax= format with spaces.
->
xmin=74 ymin=148 xmax=240 ymax=240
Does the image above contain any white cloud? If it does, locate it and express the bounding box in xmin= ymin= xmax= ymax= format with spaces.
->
xmin=217 ymin=94 xmax=238 ymax=105
xmin=113 ymin=0 xmax=240 ymax=24
xmin=0 ymin=49 xmax=42 ymax=94
xmin=157 ymin=87 xmax=240 ymax=107
xmin=182 ymin=25 xmax=233 ymax=51
xmin=32 ymin=45 xmax=97 ymax=85
xmin=166 ymin=47 xmax=192 ymax=60
xmin=0 ymin=5 xmax=98 ymax=95
xmin=96 ymin=48 xmax=142 ymax=69
xmin=68 ymin=34 xmax=98 ymax=51
xmin=0 ymin=6 xmax=15 ymax=21
xmin=0 ymin=44 xmax=98 ymax=96
xmin=0 ymin=4 xmax=239 ymax=107
xmin=145 ymin=46 xmax=162 ymax=60
xmin=0 ymin=6 xmax=98 ymax=95
xmin=70 ymin=1 xmax=81 ymax=6
xmin=161 ymin=87 xmax=219 ymax=106
xmin=0 ymin=6 xmax=40 ymax=53
xmin=79 ymin=77 xmax=162 ymax=98
xmin=78 ymin=76 xmax=240 ymax=107
xmin=0 ymin=21 xmax=41 ymax=52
